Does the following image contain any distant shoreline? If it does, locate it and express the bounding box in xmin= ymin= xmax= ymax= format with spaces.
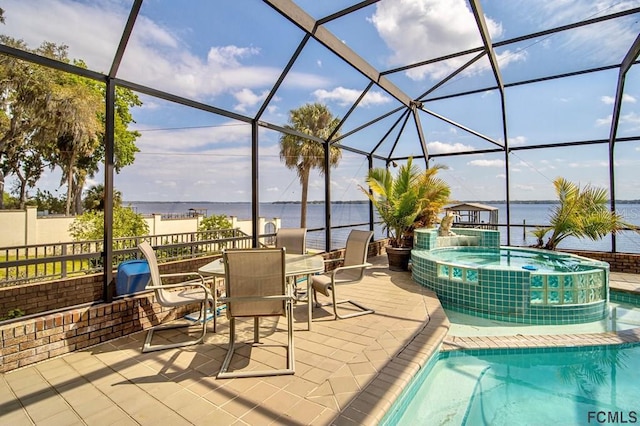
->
xmin=126 ymin=200 xmax=640 ymax=205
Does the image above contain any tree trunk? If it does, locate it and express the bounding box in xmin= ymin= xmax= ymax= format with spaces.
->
xmin=14 ymin=169 xmax=27 ymax=209
xmin=73 ymin=179 xmax=84 ymax=214
xmin=64 ymin=153 xmax=76 ymax=216
xmin=18 ymin=178 xmax=27 ymax=209
xmin=0 ymin=170 xmax=4 ymax=209
xmin=300 ymin=167 xmax=309 ymax=228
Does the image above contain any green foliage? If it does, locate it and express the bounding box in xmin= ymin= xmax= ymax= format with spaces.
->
xmin=279 ymin=103 xmax=342 ymax=228
xmin=82 ymin=184 xmax=122 ymax=212
xmin=0 ymin=308 xmax=24 ymax=321
xmin=532 ymin=177 xmax=637 ymax=250
xmin=199 ymin=214 xmax=232 ymax=231
xmin=360 ymin=157 xmax=450 ymax=248
xmin=0 ymin=36 xmax=142 ymax=214
xmin=69 ymin=205 xmax=149 ymax=241
xmin=198 ymin=214 xmax=234 ymax=249
xmin=2 ymin=191 xmax=20 ymax=209
xmin=33 ymin=189 xmax=66 ymax=214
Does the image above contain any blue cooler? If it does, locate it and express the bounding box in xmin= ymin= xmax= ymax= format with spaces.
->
xmin=116 ymin=260 xmax=151 ymax=296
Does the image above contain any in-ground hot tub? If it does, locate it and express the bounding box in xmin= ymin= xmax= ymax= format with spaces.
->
xmin=411 ymin=228 xmax=609 ymax=324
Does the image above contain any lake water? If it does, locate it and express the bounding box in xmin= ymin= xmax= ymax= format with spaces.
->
xmin=126 ymin=201 xmax=640 ymax=254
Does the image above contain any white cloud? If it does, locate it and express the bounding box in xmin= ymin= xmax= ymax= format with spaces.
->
xmin=233 ymin=88 xmax=270 ymax=112
xmin=597 ymin=111 xmax=640 ymax=129
xmin=0 ymin=0 xmax=329 ymax=103
xmin=83 ymin=177 xmax=99 ymax=192
xmin=601 ymin=94 xmax=637 ymax=105
xmin=427 ymin=141 xmax=474 ymax=154
xmin=313 ymin=87 xmax=391 ymax=107
xmin=370 ymin=0 xmax=512 ymax=80
xmin=467 ymin=159 xmax=505 ymax=167
xmin=496 ymin=173 xmax=506 ymax=179
xmin=532 ymin=0 xmax=640 ymax=64
xmin=134 ymin=121 xmax=252 ymax=153
xmin=514 ymin=184 xmax=535 ymax=191
xmin=508 ymin=136 xmax=527 ymax=146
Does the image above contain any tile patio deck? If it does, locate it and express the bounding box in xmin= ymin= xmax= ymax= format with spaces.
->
xmin=1 ymin=257 xmax=639 ymax=425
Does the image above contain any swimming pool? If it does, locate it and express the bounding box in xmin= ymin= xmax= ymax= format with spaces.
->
xmin=383 ymin=343 xmax=640 ymax=425
xmin=412 ymin=229 xmax=610 ymax=324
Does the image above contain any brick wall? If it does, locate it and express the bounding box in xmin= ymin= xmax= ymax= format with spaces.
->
xmin=0 ymin=275 xmax=103 ymax=318
xmin=562 ymin=250 xmax=640 ymax=274
xmin=0 ymin=292 xmax=198 ymax=373
xmin=0 ymin=255 xmax=221 ymax=319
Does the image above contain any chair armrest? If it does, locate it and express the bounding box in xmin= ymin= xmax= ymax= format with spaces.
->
xmin=219 ymin=294 xmax=294 ymax=304
xmin=147 ymin=280 xmax=214 ymax=300
xmin=160 ymin=272 xmax=205 ymax=283
xmin=330 ymin=262 xmax=372 ymax=278
xmin=323 ymin=257 xmax=345 ymax=264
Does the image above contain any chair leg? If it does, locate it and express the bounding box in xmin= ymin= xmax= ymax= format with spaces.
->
xmin=217 ymin=313 xmax=295 ymax=379
xmin=217 ymin=317 xmax=237 ymax=379
xmin=286 ymin=299 xmax=295 ymax=370
xmin=142 ymin=302 xmax=210 ymax=353
xmin=313 ymin=285 xmax=374 ymax=320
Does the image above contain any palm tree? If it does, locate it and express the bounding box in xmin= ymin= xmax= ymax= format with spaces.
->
xmin=361 ymin=158 xmax=450 ymax=248
xmin=279 ymin=103 xmax=342 ymax=228
xmin=532 ymin=177 xmax=636 ymax=250
xmin=82 ymin=184 xmax=122 ymax=212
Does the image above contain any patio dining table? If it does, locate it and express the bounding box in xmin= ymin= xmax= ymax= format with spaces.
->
xmin=198 ymin=253 xmax=325 ymax=330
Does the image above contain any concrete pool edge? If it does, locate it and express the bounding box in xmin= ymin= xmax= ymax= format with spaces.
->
xmin=334 ymin=287 xmax=450 ymax=425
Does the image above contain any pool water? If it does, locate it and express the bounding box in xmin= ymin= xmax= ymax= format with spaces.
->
xmin=385 ymin=344 xmax=640 ymax=426
xmin=445 ymin=303 xmax=640 ymax=336
xmin=431 ymin=247 xmax=597 ymax=273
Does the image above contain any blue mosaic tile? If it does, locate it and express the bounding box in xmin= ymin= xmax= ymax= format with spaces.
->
xmin=411 ymin=228 xmax=609 ymax=325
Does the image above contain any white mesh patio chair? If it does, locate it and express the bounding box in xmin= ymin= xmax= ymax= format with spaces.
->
xmin=275 ymin=227 xmax=307 ymax=254
xmin=275 ymin=227 xmax=307 ymax=298
xmin=311 ymin=230 xmax=374 ymax=320
xmin=138 ymin=241 xmax=216 ymax=353
xmin=217 ymin=247 xmax=295 ymax=379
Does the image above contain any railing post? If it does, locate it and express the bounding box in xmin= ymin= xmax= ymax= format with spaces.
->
xmin=61 ymin=244 xmax=67 ymax=278
xmin=135 ymin=236 xmax=141 ymax=259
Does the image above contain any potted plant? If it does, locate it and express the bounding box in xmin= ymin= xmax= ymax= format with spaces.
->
xmin=360 ymin=157 xmax=450 ymax=271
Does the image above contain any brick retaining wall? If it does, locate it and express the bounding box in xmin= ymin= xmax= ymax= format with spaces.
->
xmin=0 ymin=256 xmax=221 ymax=319
xmin=0 ymin=292 xmax=197 ymax=373
xmin=0 ymin=256 xmax=223 ymax=373
xmin=562 ymin=250 xmax=640 ymax=274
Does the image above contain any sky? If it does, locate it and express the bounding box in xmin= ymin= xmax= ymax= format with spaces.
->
xmin=2 ymin=0 xmax=640 ymax=204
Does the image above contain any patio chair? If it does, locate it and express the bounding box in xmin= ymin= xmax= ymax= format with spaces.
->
xmin=217 ymin=247 xmax=295 ymax=378
xmin=275 ymin=227 xmax=307 ymax=254
xmin=138 ymin=241 xmax=216 ymax=353
xmin=311 ymin=230 xmax=374 ymax=320
xmin=275 ymin=227 xmax=307 ymax=298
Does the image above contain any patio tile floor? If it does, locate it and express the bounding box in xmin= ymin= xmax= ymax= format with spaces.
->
xmin=1 ymin=257 xmax=639 ymax=425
